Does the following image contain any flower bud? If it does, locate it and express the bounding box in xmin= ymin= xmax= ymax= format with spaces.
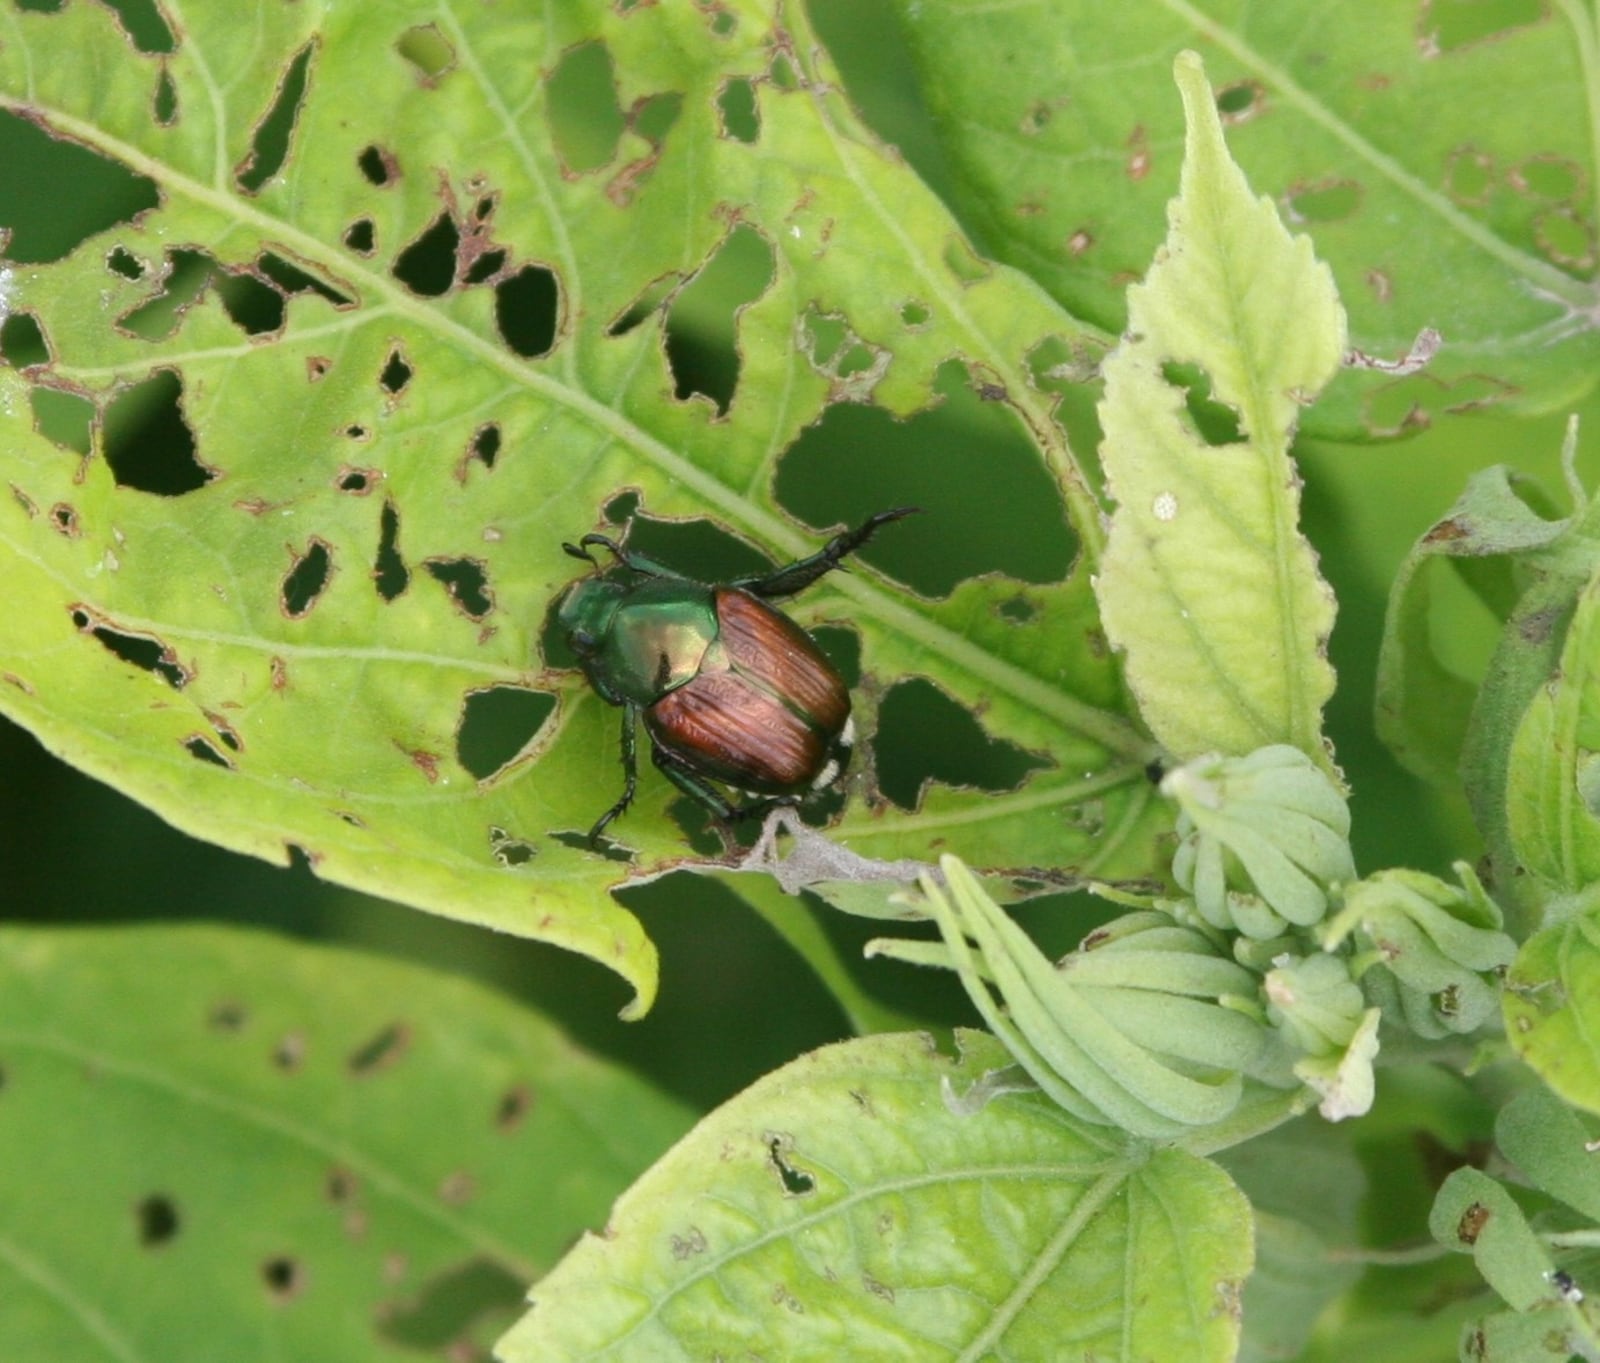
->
xmin=1166 ymin=746 xmax=1355 ymax=939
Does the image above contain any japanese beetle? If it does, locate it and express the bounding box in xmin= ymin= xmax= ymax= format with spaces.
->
xmin=558 ymin=508 xmax=918 ymax=844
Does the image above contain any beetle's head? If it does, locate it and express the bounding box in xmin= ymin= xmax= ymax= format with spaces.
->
xmin=557 ymin=575 xmax=625 ymax=659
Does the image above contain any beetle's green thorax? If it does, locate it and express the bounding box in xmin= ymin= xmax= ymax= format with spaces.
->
xmin=563 ymin=575 xmax=720 ymax=707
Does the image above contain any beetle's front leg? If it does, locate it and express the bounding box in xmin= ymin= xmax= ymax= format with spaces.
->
xmin=587 ymin=704 xmax=640 ymax=844
xmin=738 ymin=507 xmax=919 ymax=600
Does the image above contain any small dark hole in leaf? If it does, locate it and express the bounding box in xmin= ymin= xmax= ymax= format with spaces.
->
xmin=336 ymin=467 xmax=375 ymax=493
xmin=262 ymin=1255 xmax=303 ymax=1301
xmin=469 ymin=424 xmax=501 ymax=470
xmin=900 ymin=300 xmax=930 ymax=327
xmin=358 ymin=144 xmax=397 ymax=186
xmin=393 ymin=211 xmax=459 ymax=297
xmin=14 ymin=0 xmax=63 ymax=13
xmin=463 ymin=247 xmax=506 ymax=286
xmin=374 ymin=500 xmax=409 ymax=600
xmin=379 ymin=349 xmax=413 ymax=395
xmin=153 ymin=66 xmax=177 ymax=125
xmin=875 ymin=678 xmax=1051 ymax=810
xmin=1215 ymin=80 xmax=1264 ymax=121
xmin=344 ymin=423 xmax=371 ymax=441
xmin=1162 ymin=360 xmax=1246 ymax=445
xmin=458 ymin=686 xmax=555 ymax=781
xmin=397 ymin=23 xmax=455 ymax=80
xmin=708 ymin=7 xmax=736 ymax=36
xmin=136 ymin=1194 xmax=180 ymax=1247
xmin=808 ymin=626 xmax=861 ymax=687
xmin=998 ymin=596 xmax=1036 ymax=623
xmin=258 ymin=252 xmax=352 ymax=306
xmin=1 ymin=312 xmax=49 ymax=367
xmin=50 ymin=503 xmax=79 ymax=536
xmin=717 ymin=76 xmax=759 ymax=142
xmin=347 ymin=1022 xmax=410 ymax=1075
xmin=664 ymin=224 xmax=775 ymax=415
xmin=550 ymin=828 xmax=633 ymax=862
xmin=425 ymin=558 xmax=493 ymax=618
xmin=377 ymin=1257 xmax=526 ymax=1352
xmin=546 ymin=41 xmax=624 ymax=173
xmin=603 ymin=491 xmax=639 ymax=524
xmin=494 ymin=264 xmax=560 ymax=358
xmin=473 ymin=195 xmax=495 ymax=222
xmin=282 ymin=538 xmax=332 ymax=617
xmin=490 ymin=825 xmax=538 ymax=866
xmin=208 ymin=716 xmax=241 ymax=752
xmin=606 ymin=273 xmax=675 ymax=338
xmin=209 ymin=1000 xmax=248 ymax=1031
xmin=768 ymin=1137 xmax=815 ymax=1195
xmin=117 ymin=249 xmax=214 ymax=341
xmin=0 ymin=109 xmax=159 ymax=265
xmin=214 ymin=269 xmax=286 ymax=336
xmin=495 ymin=1084 xmax=533 ymax=1130
xmin=104 ymin=369 xmax=212 ymax=495
xmin=769 ymin=53 xmax=798 ymax=91
xmin=343 ymin=218 xmax=376 ymax=254
xmin=184 ymin=735 xmax=231 ymax=768
xmin=237 ymin=44 xmax=313 ymax=194
xmin=107 ymin=246 xmax=145 ymax=279
xmin=72 ymin=608 xmax=188 ymax=689
xmin=102 ymin=0 xmax=175 ymax=53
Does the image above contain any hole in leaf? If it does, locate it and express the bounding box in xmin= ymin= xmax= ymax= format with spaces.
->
xmin=1285 ymin=179 xmax=1363 ymax=223
xmin=236 ymin=44 xmax=313 ymax=194
xmin=664 ymin=224 xmax=775 ymax=414
xmin=900 ymin=300 xmax=930 ymax=327
xmin=1 ymin=312 xmax=48 ymax=367
xmin=457 ymin=686 xmax=555 ymax=781
xmin=261 ymin=1255 xmax=303 ymax=1301
xmin=184 ymin=735 xmax=231 ymax=768
xmin=425 ymin=558 xmax=493 ymax=619
xmin=31 ymin=385 xmax=93 ymax=454
xmin=347 ymin=1022 xmax=410 ymax=1075
xmin=282 ymin=538 xmax=333 ymax=617
xmin=469 ymin=423 xmax=501 ymax=470
xmin=207 ymin=713 xmax=242 ymax=752
xmin=344 ymin=423 xmax=371 ymax=442
xmin=999 ymin=596 xmax=1037 ymax=623
xmin=494 ymin=264 xmax=560 ymax=358
xmin=103 ymin=369 xmax=212 ymax=495
xmin=358 ymin=144 xmax=398 ymax=186
xmin=374 ymin=501 xmax=409 ymax=600
xmin=107 ymin=246 xmax=145 ymax=279
xmin=343 ymin=218 xmax=376 ymax=254
xmin=633 ymin=89 xmax=683 ymax=144
xmin=1423 ymin=0 xmax=1548 ymax=52
xmin=102 ymin=0 xmax=174 ymax=52
xmin=0 ymin=109 xmax=159 ymax=264
xmin=50 ymin=502 xmax=79 ymax=536
xmin=153 ymin=66 xmax=177 ymax=124
xmin=258 ymin=252 xmax=352 ymax=306
xmin=393 ymin=211 xmax=459 ymax=296
xmin=875 ymin=678 xmax=1051 ymax=809
xmin=809 ymin=626 xmax=861 ymax=688
xmin=398 ymin=23 xmax=455 ymax=81
xmin=776 ymin=360 xmax=1073 ymax=594
xmin=549 ymin=828 xmax=633 ymax=862
xmin=136 ymin=1194 xmax=180 ymax=1247
xmin=1216 ymin=80 xmax=1265 ymax=122
xmin=606 ymin=272 xmax=676 ymax=338
xmin=768 ymin=1137 xmax=815 ymax=1195
xmin=71 ymin=607 xmax=188 ymax=689
xmin=717 ymin=76 xmax=760 ymax=142
xmin=213 ymin=268 xmax=286 ymax=336
xmin=604 ymin=490 xmax=640 ymax=524
xmin=379 ymin=348 xmax=413 ymax=395
xmin=489 ymin=825 xmax=538 ymax=867
xmin=1162 ymin=360 xmax=1246 ymax=445
xmin=377 ymin=1257 xmax=526 ymax=1353
xmin=546 ymin=41 xmax=624 ymax=173
xmin=116 ymin=249 xmax=214 ymax=341
xmin=463 ymin=247 xmax=507 ymax=287
xmin=336 ymin=466 xmax=377 ymax=493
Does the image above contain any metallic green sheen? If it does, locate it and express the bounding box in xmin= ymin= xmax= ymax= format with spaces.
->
xmin=559 ymin=577 xmax=719 ymax=708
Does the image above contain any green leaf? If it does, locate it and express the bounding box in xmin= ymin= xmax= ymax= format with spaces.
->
xmin=1096 ymin=53 xmax=1342 ymax=769
xmin=0 ymin=922 xmax=691 ymax=1362
xmin=496 ymin=1030 xmax=1253 ymax=1363
xmin=1495 ymin=1084 xmax=1600 ymax=1226
xmin=890 ymin=0 xmax=1600 ymax=436
xmin=1429 ymin=1167 xmax=1554 ymax=1312
xmin=0 ymin=0 xmax=1168 ymax=1011
xmin=1504 ymin=913 xmax=1600 ymax=1115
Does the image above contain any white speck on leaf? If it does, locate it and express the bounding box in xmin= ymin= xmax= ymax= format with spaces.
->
xmin=1152 ymin=491 xmax=1178 ymax=522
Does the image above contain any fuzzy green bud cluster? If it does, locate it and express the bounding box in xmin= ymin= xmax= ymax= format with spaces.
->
xmin=1167 ymin=745 xmax=1355 ymax=939
xmin=1322 ymin=863 xmax=1515 ymax=1040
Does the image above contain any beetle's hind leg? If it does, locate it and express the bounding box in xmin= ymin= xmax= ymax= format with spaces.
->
xmin=587 ymin=705 xmax=641 ymax=845
xmin=649 ymin=743 xmax=794 ymax=826
xmin=737 ymin=506 xmax=920 ymax=600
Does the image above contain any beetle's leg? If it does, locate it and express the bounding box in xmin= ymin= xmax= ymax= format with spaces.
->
xmin=736 ymin=506 xmax=920 ymax=600
xmin=649 ymin=741 xmax=739 ymax=821
xmin=587 ymin=704 xmax=640 ymax=844
xmin=563 ymin=533 xmax=673 ymax=579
